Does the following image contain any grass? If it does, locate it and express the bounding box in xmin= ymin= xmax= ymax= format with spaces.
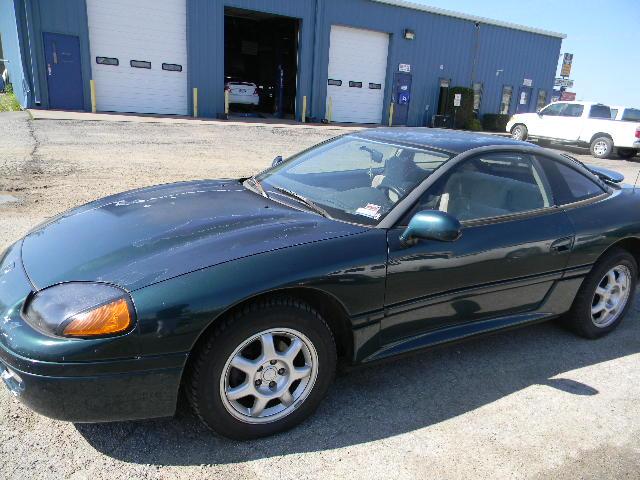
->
xmin=0 ymin=91 xmax=22 ymax=112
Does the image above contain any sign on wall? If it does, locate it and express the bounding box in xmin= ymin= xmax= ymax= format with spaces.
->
xmin=523 ymin=78 xmax=533 ymax=87
xmin=398 ymin=63 xmax=411 ymax=73
xmin=453 ymin=93 xmax=462 ymax=107
xmin=560 ymin=53 xmax=573 ymax=77
xmin=554 ymin=78 xmax=574 ymax=88
xmin=560 ymin=91 xmax=576 ymax=101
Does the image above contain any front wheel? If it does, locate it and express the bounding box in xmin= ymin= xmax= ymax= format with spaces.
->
xmin=617 ymin=148 xmax=638 ymax=159
xmin=187 ymin=298 xmax=337 ymax=440
xmin=590 ymin=136 xmax=614 ymax=159
xmin=511 ymin=124 xmax=528 ymax=141
xmin=565 ymin=248 xmax=637 ymax=339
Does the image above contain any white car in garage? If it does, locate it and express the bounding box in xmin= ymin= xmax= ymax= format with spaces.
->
xmin=225 ymin=81 xmax=260 ymax=106
xmin=507 ymin=101 xmax=640 ymax=159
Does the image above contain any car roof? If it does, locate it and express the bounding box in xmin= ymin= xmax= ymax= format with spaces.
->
xmin=351 ymin=127 xmax=534 ymax=154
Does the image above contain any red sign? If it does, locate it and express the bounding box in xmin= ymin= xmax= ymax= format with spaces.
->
xmin=560 ymin=91 xmax=576 ymax=101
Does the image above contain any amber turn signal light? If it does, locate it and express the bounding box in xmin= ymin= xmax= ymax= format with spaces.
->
xmin=63 ymin=298 xmax=132 ymax=337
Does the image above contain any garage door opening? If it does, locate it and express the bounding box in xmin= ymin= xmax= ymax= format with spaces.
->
xmin=224 ymin=8 xmax=299 ymax=119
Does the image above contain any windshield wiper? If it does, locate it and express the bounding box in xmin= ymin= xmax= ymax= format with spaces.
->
xmin=245 ymin=176 xmax=268 ymax=198
xmin=271 ymin=186 xmax=332 ymax=219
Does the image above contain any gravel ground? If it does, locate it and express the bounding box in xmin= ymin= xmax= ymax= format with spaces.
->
xmin=2 ymin=111 xmax=640 ymax=479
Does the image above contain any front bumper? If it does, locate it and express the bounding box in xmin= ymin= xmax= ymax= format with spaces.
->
xmin=0 ymin=241 xmax=187 ymax=423
xmin=0 ymin=345 xmax=186 ymax=422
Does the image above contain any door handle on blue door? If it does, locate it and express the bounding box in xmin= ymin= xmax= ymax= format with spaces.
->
xmin=550 ymin=236 xmax=574 ymax=253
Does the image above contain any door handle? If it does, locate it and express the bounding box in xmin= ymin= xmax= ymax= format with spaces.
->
xmin=550 ymin=236 xmax=574 ymax=253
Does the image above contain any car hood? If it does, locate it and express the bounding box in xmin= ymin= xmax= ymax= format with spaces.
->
xmin=21 ymin=180 xmax=368 ymax=291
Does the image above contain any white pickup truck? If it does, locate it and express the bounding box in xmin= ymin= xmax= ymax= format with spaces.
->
xmin=506 ymin=101 xmax=640 ymax=159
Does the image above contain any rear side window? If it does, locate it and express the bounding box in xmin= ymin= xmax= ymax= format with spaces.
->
xmin=538 ymin=157 xmax=605 ymax=205
xmin=622 ymin=108 xmax=640 ymax=122
xmin=589 ymin=104 xmax=611 ymax=119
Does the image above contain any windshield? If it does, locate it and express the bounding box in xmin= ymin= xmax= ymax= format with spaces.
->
xmin=255 ymin=136 xmax=452 ymax=225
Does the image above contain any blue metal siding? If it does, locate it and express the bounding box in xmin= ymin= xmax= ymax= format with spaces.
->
xmin=0 ymin=0 xmax=28 ymax=107
xmin=312 ymin=0 xmax=562 ymax=125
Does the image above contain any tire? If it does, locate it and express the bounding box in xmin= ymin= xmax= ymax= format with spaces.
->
xmin=617 ymin=148 xmax=638 ymax=159
xmin=511 ymin=124 xmax=528 ymax=141
xmin=187 ymin=297 xmax=337 ymax=440
xmin=537 ymin=139 xmax=551 ymax=147
xmin=590 ymin=136 xmax=614 ymax=159
xmin=565 ymin=248 xmax=637 ymax=339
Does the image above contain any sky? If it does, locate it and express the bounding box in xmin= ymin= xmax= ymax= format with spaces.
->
xmin=411 ymin=0 xmax=640 ymax=106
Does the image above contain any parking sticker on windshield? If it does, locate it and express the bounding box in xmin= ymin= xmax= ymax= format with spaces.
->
xmin=355 ymin=203 xmax=381 ymax=220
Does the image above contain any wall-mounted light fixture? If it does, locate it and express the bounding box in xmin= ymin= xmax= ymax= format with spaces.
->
xmin=403 ymin=29 xmax=415 ymax=40
xmin=496 ymin=69 xmax=504 ymax=77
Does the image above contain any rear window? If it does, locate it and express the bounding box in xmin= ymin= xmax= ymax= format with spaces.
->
xmin=621 ymin=108 xmax=640 ymax=122
xmin=589 ymin=104 xmax=611 ymax=119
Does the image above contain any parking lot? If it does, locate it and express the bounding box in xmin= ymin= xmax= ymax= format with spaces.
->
xmin=2 ymin=111 xmax=640 ymax=479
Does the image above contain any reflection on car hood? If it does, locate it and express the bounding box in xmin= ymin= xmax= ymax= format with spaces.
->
xmin=21 ymin=180 xmax=368 ymax=291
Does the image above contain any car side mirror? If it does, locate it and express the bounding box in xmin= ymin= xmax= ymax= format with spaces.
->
xmin=536 ymin=109 xmax=542 ymax=116
xmin=272 ymin=156 xmax=284 ymax=167
xmin=399 ymin=210 xmax=462 ymax=244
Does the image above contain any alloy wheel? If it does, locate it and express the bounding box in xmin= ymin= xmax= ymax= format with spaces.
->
xmin=220 ymin=328 xmax=318 ymax=424
xmin=591 ymin=265 xmax=631 ymax=328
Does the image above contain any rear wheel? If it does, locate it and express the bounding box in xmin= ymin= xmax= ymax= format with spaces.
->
xmin=187 ymin=298 xmax=337 ymax=440
xmin=590 ymin=136 xmax=614 ymax=159
xmin=511 ymin=124 xmax=528 ymax=141
xmin=565 ymin=248 xmax=637 ymax=339
xmin=617 ymin=148 xmax=638 ymax=159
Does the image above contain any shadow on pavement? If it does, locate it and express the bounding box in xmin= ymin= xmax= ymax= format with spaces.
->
xmin=76 ymin=296 xmax=640 ymax=466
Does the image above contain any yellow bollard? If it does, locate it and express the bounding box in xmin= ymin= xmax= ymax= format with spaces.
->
xmin=193 ymin=88 xmax=198 ymax=118
xmin=388 ymin=102 xmax=394 ymax=127
xmin=327 ymin=97 xmax=333 ymax=123
xmin=224 ymin=90 xmax=230 ymax=116
xmin=90 ymin=80 xmax=97 ymax=113
xmin=302 ymin=95 xmax=307 ymax=123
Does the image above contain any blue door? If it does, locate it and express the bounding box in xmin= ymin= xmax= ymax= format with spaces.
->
xmin=516 ymin=86 xmax=533 ymax=114
xmin=43 ymin=33 xmax=84 ymax=110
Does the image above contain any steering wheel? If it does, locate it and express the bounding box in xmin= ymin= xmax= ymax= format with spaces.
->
xmin=375 ymin=183 xmax=404 ymax=203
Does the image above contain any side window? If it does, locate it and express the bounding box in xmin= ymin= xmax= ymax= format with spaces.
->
xmin=622 ymin=108 xmax=640 ymax=122
xmin=589 ymin=104 xmax=611 ymax=119
xmin=540 ymin=103 xmax=565 ymax=116
xmin=561 ymin=104 xmax=584 ymax=117
xmin=408 ymin=152 xmax=552 ymax=222
xmin=538 ymin=156 xmax=605 ymax=205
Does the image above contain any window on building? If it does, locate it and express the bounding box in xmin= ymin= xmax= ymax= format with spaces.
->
xmin=327 ymin=79 xmax=342 ymax=86
xmin=162 ymin=63 xmax=182 ymax=72
xmin=472 ymin=82 xmax=483 ymax=111
xmin=499 ymin=85 xmax=513 ymax=115
xmin=96 ymin=57 xmax=119 ymax=66
xmin=369 ymin=83 xmax=381 ymax=90
xmin=348 ymin=81 xmax=362 ymax=88
xmin=561 ymin=103 xmax=584 ymax=117
xmin=589 ymin=104 xmax=611 ymax=119
xmin=130 ymin=60 xmax=151 ymax=69
xmin=536 ymin=90 xmax=547 ymax=111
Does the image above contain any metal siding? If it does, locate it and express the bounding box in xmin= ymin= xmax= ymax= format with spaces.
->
xmin=313 ymin=0 xmax=562 ymax=126
xmin=187 ymin=0 xmax=315 ymax=119
xmin=30 ymin=0 xmax=92 ymax=110
xmin=0 ymin=0 xmax=28 ymax=107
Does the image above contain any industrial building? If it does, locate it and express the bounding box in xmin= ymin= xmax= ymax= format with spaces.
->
xmin=0 ymin=0 xmax=565 ymax=126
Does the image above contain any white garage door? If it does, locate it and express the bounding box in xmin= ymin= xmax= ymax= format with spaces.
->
xmin=87 ymin=0 xmax=188 ymax=115
xmin=326 ymin=25 xmax=389 ymax=124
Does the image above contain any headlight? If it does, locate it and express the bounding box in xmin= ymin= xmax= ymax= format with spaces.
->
xmin=23 ymin=283 xmax=134 ymax=338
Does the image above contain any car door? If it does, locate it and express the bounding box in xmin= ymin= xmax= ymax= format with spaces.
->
xmin=558 ymin=103 xmax=585 ymax=141
xmin=533 ymin=102 xmax=566 ymax=138
xmin=381 ymin=151 xmax=575 ymax=343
